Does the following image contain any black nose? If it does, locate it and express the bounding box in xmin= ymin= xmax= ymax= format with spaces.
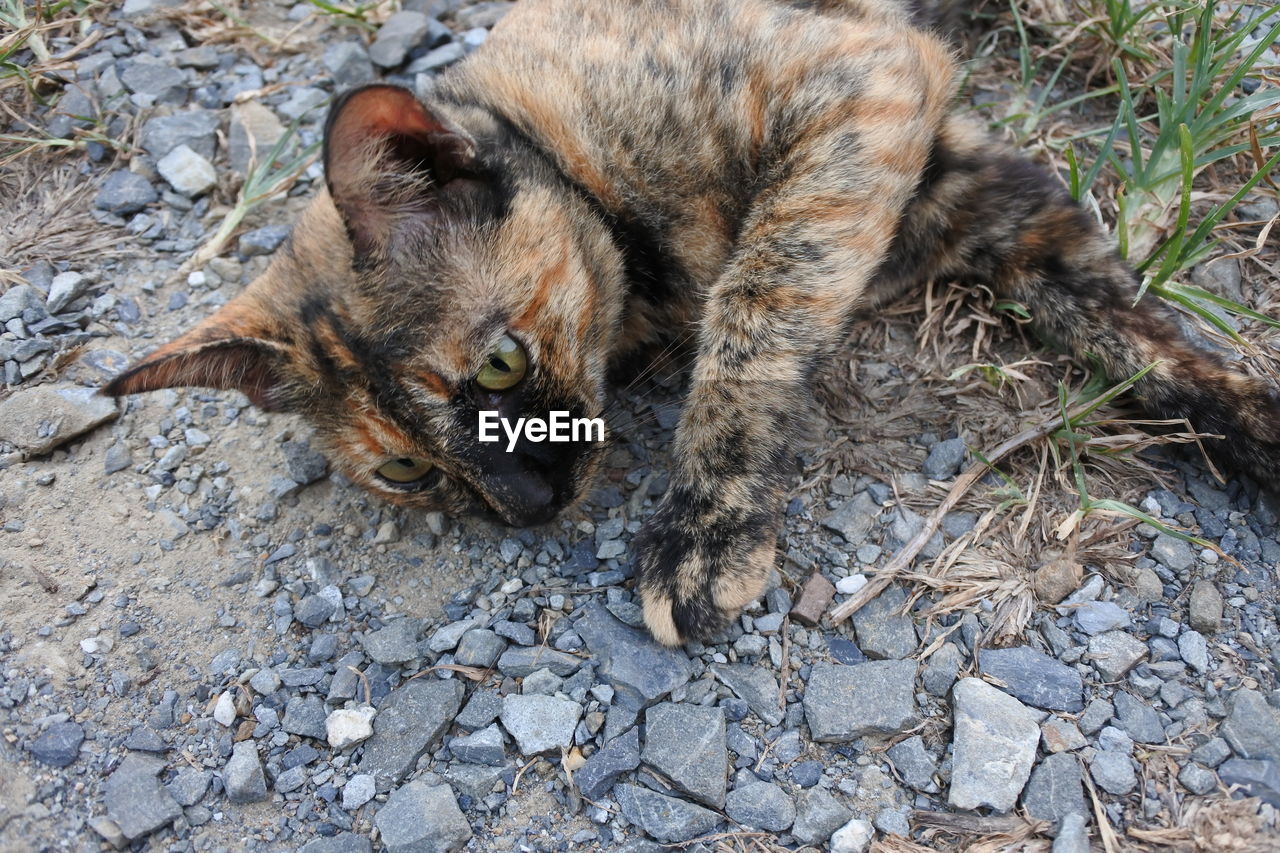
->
xmin=498 ymin=459 xmax=563 ymax=527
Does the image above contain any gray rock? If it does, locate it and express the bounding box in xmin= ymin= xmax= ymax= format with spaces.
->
xmin=95 ymin=170 xmax=157 ymax=215
xmin=1221 ymin=688 xmax=1280 ymax=760
xmin=1087 ymin=631 xmax=1147 ymax=681
xmin=342 ymin=774 xmax=376 ymax=810
xmin=1178 ymin=629 xmax=1210 ymax=673
xmin=520 ymin=667 xmax=564 ymax=695
xmin=820 ymin=490 xmax=879 ymax=544
xmin=850 ymin=584 xmax=917 ymax=659
xmin=228 ymin=101 xmax=284 ymax=175
xmin=278 ymin=86 xmax=328 ymax=121
xmin=886 ymin=735 xmax=938 ymax=793
xmin=1089 ymin=750 xmax=1136 ymax=795
xmin=949 ymin=677 xmax=1043 ymax=812
xmin=283 ymin=439 xmax=328 ymax=484
xmin=450 ymin=723 xmax=505 ymax=766
xmin=1191 ymin=736 xmax=1231 ymax=768
xmin=923 ymin=437 xmax=966 ymax=479
xmin=238 ymin=224 xmax=292 ymax=256
xmin=324 ymin=41 xmax=377 ymax=87
xmin=167 ymin=768 xmax=210 ymax=806
xmin=979 ymin=646 xmax=1083 ymax=712
xmin=141 ymin=111 xmax=220 ymax=159
xmin=873 ymin=808 xmax=910 ymax=837
xmin=0 ymin=284 xmax=44 ymax=322
xmin=296 ymin=594 xmax=336 ymax=628
xmin=791 ymin=787 xmax=852 ymax=845
xmin=104 ymin=441 xmax=133 ymax=474
xmin=1191 ymin=257 xmax=1244 ymax=301
xmin=455 ymin=688 xmax=503 ymax=731
xmin=1112 ymin=691 xmax=1164 ymax=744
xmin=615 ymin=783 xmax=721 ymax=844
xmin=275 ymin=765 xmax=307 ymax=793
xmin=501 ymin=693 xmax=581 ymax=755
xmin=1041 ymin=717 xmax=1087 ymax=753
xmin=1053 ymin=813 xmax=1090 ymax=853
xmin=575 ymin=725 xmax=640 ymax=800
xmin=157 ymin=144 xmax=216 ymax=196
xmin=1074 ymin=601 xmax=1129 ymax=635
xmin=455 ymin=0 xmax=513 ymax=27
xmin=830 ymin=818 xmax=876 ymax=853
xmin=0 ymin=384 xmax=119 ymax=456
xmin=360 ymin=679 xmax=464 ymax=791
xmin=223 ymin=741 xmax=268 ymax=804
xmin=1219 ymin=759 xmax=1280 ymax=807
xmin=711 ymin=664 xmax=782 ymax=726
xmin=642 ymin=702 xmax=727 ymax=808
xmin=46 ymin=272 xmax=88 ymax=314
xmin=1178 ymin=762 xmax=1217 ymax=795
xmin=803 ymin=660 xmax=918 ymax=742
xmin=497 ymin=645 xmax=583 ymax=678
xmin=408 ymin=42 xmax=465 ymax=74
xmin=1150 ymin=534 xmax=1194 ymax=571
xmin=120 ymin=56 xmax=186 ymax=104
xmin=282 ymin=695 xmax=328 ymax=740
xmin=725 ymin=781 xmax=795 ymax=831
xmin=575 ymin=603 xmax=692 ymax=711
xmin=105 ymin=754 xmax=182 ymax=840
xmin=922 ymin=642 xmax=963 ymax=696
xmin=29 ymin=721 xmax=84 ymax=767
xmin=361 ymin=618 xmax=421 ymax=664
xmin=375 ymin=781 xmax=471 ymax=853
xmin=1021 ymin=753 xmax=1085 ymax=828
xmin=1188 ymin=580 xmax=1223 ymax=634
xmin=454 ymin=628 xmax=506 ymax=668
xmin=441 ymin=762 xmax=505 ymax=802
xmin=370 ymin=11 xmax=431 ymax=67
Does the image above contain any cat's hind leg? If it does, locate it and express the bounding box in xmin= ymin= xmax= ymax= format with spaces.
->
xmin=879 ymin=114 xmax=1280 ymax=489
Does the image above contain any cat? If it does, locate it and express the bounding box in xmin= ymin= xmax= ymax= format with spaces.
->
xmin=105 ymin=0 xmax=1280 ymax=646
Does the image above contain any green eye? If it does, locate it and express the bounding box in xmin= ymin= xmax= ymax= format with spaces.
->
xmin=376 ymin=457 xmax=434 ymax=484
xmin=475 ymin=334 xmax=528 ymax=391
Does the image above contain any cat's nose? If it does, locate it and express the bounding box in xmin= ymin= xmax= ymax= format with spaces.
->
xmin=499 ymin=463 xmax=561 ymax=526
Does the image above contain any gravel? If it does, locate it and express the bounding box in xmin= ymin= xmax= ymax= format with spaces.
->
xmin=978 ymin=646 xmax=1083 ymax=712
xmin=500 ymin=693 xmax=582 ymax=755
xmin=104 ymin=754 xmax=183 ymax=840
xmin=615 ymin=783 xmax=721 ymax=844
xmin=803 ymin=660 xmax=918 ymax=741
xmin=359 ymin=679 xmax=464 ymax=791
xmin=949 ymin=678 xmax=1043 ymax=812
xmin=29 ymin=721 xmax=84 ymax=767
xmin=375 ymin=781 xmax=471 ymax=853
xmin=641 ymin=702 xmax=727 ymax=807
xmin=725 ymin=781 xmax=796 ymax=831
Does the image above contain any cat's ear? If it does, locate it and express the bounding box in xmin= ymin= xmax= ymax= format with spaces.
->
xmin=323 ymin=84 xmax=477 ymax=258
xmin=103 ymin=298 xmax=293 ymax=411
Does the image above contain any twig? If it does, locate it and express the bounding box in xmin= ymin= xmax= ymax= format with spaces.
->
xmin=1082 ymin=767 xmax=1121 ymax=853
xmin=831 ymin=408 xmax=1070 ymax=624
xmin=776 ymin=614 xmax=790 ymax=712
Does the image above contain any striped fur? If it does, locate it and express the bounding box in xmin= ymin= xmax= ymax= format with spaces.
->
xmin=105 ymin=0 xmax=1280 ymax=645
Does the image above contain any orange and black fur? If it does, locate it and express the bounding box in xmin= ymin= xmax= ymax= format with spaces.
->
xmin=106 ymin=0 xmax=1280 ymax=646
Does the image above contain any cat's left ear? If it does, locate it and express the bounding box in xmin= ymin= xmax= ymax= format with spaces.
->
xmin=323 ymin=84 xmax=478 ymax=258
xmin=102 ymin=298 xmax=294 ymax=411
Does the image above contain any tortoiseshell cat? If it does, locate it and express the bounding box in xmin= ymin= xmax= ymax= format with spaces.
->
xmin=106 ymin=0 xmax=1280 ymax=646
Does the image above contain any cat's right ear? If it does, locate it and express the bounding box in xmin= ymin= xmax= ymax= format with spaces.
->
xmin=323 ymin=84 xmax=477 ymax=259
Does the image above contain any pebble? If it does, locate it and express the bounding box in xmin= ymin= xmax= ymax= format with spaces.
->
xmin=1021 ymin=752 xmax=1086 ymax=828
xmin=1188 ymin=580 xmax=1223 ymax=634
xmin=500 ymin=693 xmax=582 ymax=755
xmin=46 ymin=271 xmax=88 ymax=314
xmin=820 ymin=491 xmax=879 ymax=544
xmin=1221 ymin=689 xmax=1280 ymax=760
xmin=803 ymin=660 xmax=918 ymax=741
xmin=830 ymin=817 xmax=875 ymax=853
xmin=1150 ymin=534 xmax=1194 ymax=571
xmin=923 ymin=437 xmax=966 ymax=479
xmin=615 ymin=783 xmax=720 ymax=844
xmin=850 ymin=583 xmax=917 ymax=659
xmin=361 ymin=618 xmax=421 ymax=664
xmin=449 ymin=722 xmax=506 ymax=766
xmin=711 ymin=664 xmax=783 ymax=726
xmin=29 ymin=721 xmax=84 ymax=767
xmin=282 ymin=695 xmax=328 ymax=739
xmin=157 ymin=144 xmax=217 ymax=196
xmin=370 ymin=11 xmax=432 ymax=67
xmin=375 ymin=781 xmax=472 ymax=853
xmin=95 ymin=170 xmax=158 ymax=214
xmin=1053 ymin=813 xmax=1091 ymax=853
xmin=104 ymin=754 xmax=183 ymax=840
xmin=1112 ymin=691 xmax=1165 ymax=744
xmin=886 ymin=735 xmax=938 ymax=793
xmin=1218 ymin=759 xmax=1280 ymax=807
xmin=360 ymin=679 xmax=463 ymax=791
xmin=979 ymin=646 xmax=1083 ymax=712
xmin=1074 ymin=600 xmax=1129 ymax=635
xmin=1177 ymin=630 xmax=1209 ymax=674
xmin=342 ymin=773 xmax=376 ymax=810
xmin=223 ymin=741 xmax=268 ymax=803
xmin=0 ymin=384 xmax=119 ymax=456
xmin=725 ymin=780 xmax=795 ymax=831
xmin=574 ymin=725 xmax=640 ymax=800
xmin=641 ymin=702 xmax=727 ymax=807
xmin=1089 ymin=750 xmax=1137 ymax=795
xmin=949 ymin=678 xmax=1042 ymax=811
xmin=326 ymin=705 xmax=376 ymax=750
xmin=576 ymin=603 xmax=691 ymax=710
xmin=1088 ymin=631 xmax=1148 ymax=681
xmin=791 ymin=787 xmax=852 ymax=845
xmin=790 ymin=572 xmax=836 ymax=625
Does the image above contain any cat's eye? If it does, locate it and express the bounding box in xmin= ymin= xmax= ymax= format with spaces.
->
xmin=475 ymin=334 xmax=528 ymax=391
xmin=376 ymin=457 xmax=434 ymax=484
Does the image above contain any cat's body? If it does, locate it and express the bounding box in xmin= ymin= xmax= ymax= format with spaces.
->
xmin=107 ymin=0 xmax=1280 ymax=645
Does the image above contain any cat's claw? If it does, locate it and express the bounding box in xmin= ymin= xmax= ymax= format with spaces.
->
xmin=632 ymin=504 xmax=778 ymax=646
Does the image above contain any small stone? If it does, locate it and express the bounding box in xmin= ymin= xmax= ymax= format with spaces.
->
xmin=1041 ymin=717 xmax=1087 ymax=753
xmin=1053 ymin=813 xmax=1090 ymax=853
xmin=949 ymin=678 xmax=1043 ymax=812
xmin=1188 ymin=580 xmax=1223 ymax=634
xmin=96 ymin=170 xmax=158 ymax=215
xmin=1178 ymin=630 xmax=1210 ymax=674
xmin=275 ymin=765 xmax=307 ymax=793
xmin=1219 ymin=759 xmax=1280 ymax=807
xmin=850 ymin=583 xmax=918 ymax=659
xmin=29 ymin=721 xmax=84 ymax=767
xmin=1151 ymin=535 xmax=1194 ymax=571
xmin=326 ymin=706 xmax=376 ymax=750
xmin=0 ymin=384 xmax=119 ymax=456
xmin=238 ymin=224 xmax=292 ymax=256
xmin=361 ymin=618 xmax=420 ymax=664
xmin=1191 ymin=737 xmax=1232 ymax=768
xmin=641 ymin=702 xmax=727 ymax=808
xmin=249 ymin=669 xmax=281 ymax=695
xmin=923 ymin=437 xmax=966 ymax=479
xmin=497 ymin=645 xmax=583 ymax=678
xmin=803 ymin=660 xmax=918 ymax=742
xmin=105 ymin=754 xmax=182 ymax=839
xmin=1221 ymin=689 xmax=1280 ymax=760
xmin=725 ymin=781 xmax=795 ymax=831
xmin=282 ymin=695 xmax=328 ymax=740
xmin=1089 ymin=750 xmax=1137 ymax=795
xmin=167 ymin=768 xmax=210 ymax=807
xmin=922 ymin=643 xmax=962 ymax=696
xmin=1087 ymin=631 xmax=1147 ymax=681
xmin=575 ymin=603 xmax=691 ymax=710
xmin=324 ymin=41 xmax=376 ymax=86
xmin=300 ymin=836 xmax=373 ymax=853
xmin=296 ymin=594 xmax=336 ymax=628
xmin=455 ymin=689 xmax=504 ymax=731
xmin=156 ymin=145 xmax=216 ymax=196
xmin=1021 ymin=753 xmax=1085 ymax=828
xmin=454 ymin=628 xmax=506 ymax=668
xmin=46 ymin=272 xmax=88 ymax=314
xmin=1031 ymin=557 xmax=1082 ymax=604
xmin=575 ymin=725 xmax=640 ymax=799
xmin=450 ymin=723 xmax=506 ymax=766
xmin=820 ymin=491 xmax=879 ymax=544
xmin=501 ymin=693 xmax=581 ymax=755
xmin=370 ymin=11 xmax=431 ymax=67
xmin=1178 ymin=762 xmax=1217 ymax=795
xmin=228 ymin=101 xmax=284 ymax=174
xmin=375 ymin=781 xmax=471 ymax=853
xmin=711 ymin=664 xmax=782 ymax=726
xmin=791 ymin=787 xmax=852 ymax=846
xmin=342 ymin=773 xmax=376 ymax=810
xmin=223 ymin=741 xmax=268 ymax=803
xmin=1112 ymin=691 xmax=1164 ymax=744
xmin=830 ymin=818 xmax=875 ymax=853
xmin=1074 ymin=601 xmax=1129 ymax=635
xmin=979 ymin=646 xmax=1083 ymax=712
xmin=359 ymin=679 xmax=464 ymax=791
xmin=790 ymin=572 xmax=836 ymax=626
xmin=283 ymin=439 xmax=329 ymax=484
xmin=615 ymin=783 xmax=721 ymax=844
xmin=886 ymin=735 xmax=938 ymax=793
xmin=141 ymin=111 xmax=219 ymax=160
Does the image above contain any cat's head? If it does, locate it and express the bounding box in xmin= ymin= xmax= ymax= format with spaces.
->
xmin=105 ymin=85 xmax=626 ymax=527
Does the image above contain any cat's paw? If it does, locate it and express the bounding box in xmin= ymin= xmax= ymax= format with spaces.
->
xmin=632 ymin=501 xmax=778 ymax=646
